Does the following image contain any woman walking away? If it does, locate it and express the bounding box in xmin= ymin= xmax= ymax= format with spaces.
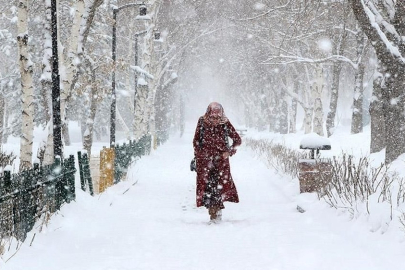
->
xmin=193 ymin=102 xmax=242 ymax=223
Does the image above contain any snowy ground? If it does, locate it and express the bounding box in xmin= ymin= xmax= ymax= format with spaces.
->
xmin=1 ymin=123 xmax=405 ymax=270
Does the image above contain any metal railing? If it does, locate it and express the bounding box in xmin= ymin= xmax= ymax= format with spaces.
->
xmin=114 ymin=134 xmax=151 ymax=183
xmin=0 ymin=155 xmax=76 ymax=241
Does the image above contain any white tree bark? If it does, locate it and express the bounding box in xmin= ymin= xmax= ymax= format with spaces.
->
xmin=133 ymin=0 xmax=162 ymax=141
xmin=17 ymin=0 xmax=34 ymax=171
xmin=125 ymin=34 xmax=135 ymax=115
xmin=133 ymin=82 xmax=149 ymax=141
xmin=312 ymin=66 xmax=324 ymax=136
xmin=303 ymin=107 xmax=313 ymax=134
xmin=43 ymin=121 xmax=55 ymax=166
xmin=289 ymin=80 xmax=298 ymax=133
xmin=116 ymin=108 xmax=130 ymax=139
xmin=284 ymin=66 xmax=314 ymax=134
xmin=0 ymin=94 xmax=4 ymax=149
xmin=39 ymin=0 xmax=54 ymax=165
xmin=60 ymin=0 xmax=85 ymax=146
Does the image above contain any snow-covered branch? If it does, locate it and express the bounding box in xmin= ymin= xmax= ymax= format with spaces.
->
xmin=262 ymin=54 xmax=358 ymax=69
xmin=229 ymin=0 xmax=291 ymax=21
xmin=358 ymin=0 xmax=405 ymax=62
xmin=130 ymin=65 xmax=154 ymax=80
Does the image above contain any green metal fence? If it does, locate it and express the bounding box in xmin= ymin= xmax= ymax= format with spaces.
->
xmin=0 ymin=155 xmax=76 ymax=241
xmin=114 ymin=134 xmax=151 ymax=183
xmin=77 ymin=151 xmax=94 ymax=196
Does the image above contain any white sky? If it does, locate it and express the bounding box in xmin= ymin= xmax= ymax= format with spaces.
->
xmin=1 ymin=122 xmax=405 ymax=269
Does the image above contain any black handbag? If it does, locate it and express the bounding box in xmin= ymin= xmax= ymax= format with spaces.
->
xmin=190 ymin=157 xmax=196 ymax=172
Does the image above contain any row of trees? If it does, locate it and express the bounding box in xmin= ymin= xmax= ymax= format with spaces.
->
xmin=1 ymin=0 xmax=405 ymax=165
xmin=0 ymin=0 xmax=198 ymax=170
xmin=174 ymin=0 xmax=404 ymax=164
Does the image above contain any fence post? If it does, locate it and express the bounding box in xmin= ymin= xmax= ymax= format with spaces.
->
xmin=82 ymin=153 xmax=94 ymax=196
xmin=114 ymin=144 xmax=122 ymax=183
xmin=77 ymin=151 xmax=86 ymax=192
xmin=100 ymin=147 xmax=115 ymax=192
xmin=65 ymin=155 xmax=76 ymax=202
xmin=53 ymin=157 xmax=63 ymax=211
xmin=27 ymin=162 xmax=41 ymax=232
xmin=2 ymin=168 xmax=12 ymax=238
xmin=3 ymin=168 xmax=11 ymax=194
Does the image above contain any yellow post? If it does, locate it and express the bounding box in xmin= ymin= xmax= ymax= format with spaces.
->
xmin=153 ymin=133 xmax=157 ymax=150
xmin=99 ymin=147 xmax=115 ymax=193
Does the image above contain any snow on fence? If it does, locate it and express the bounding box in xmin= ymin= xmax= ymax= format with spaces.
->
xmin=0 ymin=135 xmax=152 ymax=246
xmin=78 ymin=135 xmax=152 ymax=195
xmin=0 ymin=156 xmax=76 ymax=242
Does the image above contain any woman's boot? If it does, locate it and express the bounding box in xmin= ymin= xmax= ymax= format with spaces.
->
xmin=216 ymin=209 xmax=222 ymax=221
xmin=209 ymin=207 xmax=217 ymax=221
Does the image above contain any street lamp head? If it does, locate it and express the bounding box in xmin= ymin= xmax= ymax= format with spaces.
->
xmin=139 ymin=5 xmax=147 ymax=16
xmin=154 ymin=29 xmax=161 ymax=40
xmin=136 ymin=5 xmax=150 ymax=20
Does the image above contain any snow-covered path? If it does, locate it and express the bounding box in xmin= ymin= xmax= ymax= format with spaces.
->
xmin=2 ymin=130 xmax=404 ymax=270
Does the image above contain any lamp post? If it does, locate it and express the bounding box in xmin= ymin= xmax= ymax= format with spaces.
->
xmin=51 ymin=0 xmax=62 ymax=159
xmin=111 ymin=3 xmax=149 ymax=148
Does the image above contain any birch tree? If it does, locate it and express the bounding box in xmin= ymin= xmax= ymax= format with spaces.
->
xmin=0 ymin=95 xmax=4 ymax=148
xmin=312 ymin=66 xmax=324 ymax=136
xmin=59 ymin=0 xmax=85 ymax=146
xmin=17 ymin=0 xmax=34 ymax=170
xmin=0 ymin=28 xmax=14 ymax=148
xmin=39 ymin=0 xmax=54 ymax=166
xmin=325 ymin=1 xmax=350 ymax=137
xmin=133 ymin=0 xmax=162 ymax=142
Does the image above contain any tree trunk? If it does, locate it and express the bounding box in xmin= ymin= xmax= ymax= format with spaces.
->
xmin=0 ymin=95 xmax=4 ymax=147
xmin=17 ymin=0 xmax=34 ymax=171
xmin=351 ymin=29 xmax=366 ymax=134
xmin=312 ymin=67 xmax=324 ymax=136
xmin=133 ymin=83 xmax=149 ymax=141
xmin=289 ymin=80 xmax=298 ymax=133
xmin=350 ymin=0 xmax=405 ymax=163
xmin=39 ymin=0 xmax=53 ymax=164
xmin=60 ymin=0 xmax=85 ymax=147
xmin=116 ymin=108 xmax=131 ymax=139
xmin=279 ymin=90 xmax=288 ymax=134
xmin=350 ymin=63 xmax=365 ymax=134
xmin=83 ymin=94 xmax=97 ymax=158
xmin=369 ymin=72 xmax=385 ymax=153
xmin=3 ymin=98 xmax=8 ymax=144
xmin=326 ymin=61 xmax=342 ymax=137
xmin=304 ymin=107 xmax=313 ymax=134
xmin=134 ymin=1 xmax=160 ymax=140
xmin=43 ymin=122 xmax=54 ymax=166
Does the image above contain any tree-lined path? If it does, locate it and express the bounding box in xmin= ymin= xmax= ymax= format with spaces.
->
xmin=2 ymin=129 xmax=403 ymax=270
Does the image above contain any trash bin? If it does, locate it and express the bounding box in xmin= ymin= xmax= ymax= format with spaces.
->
xmin=298 ymin=133 xmax=332 ymax=193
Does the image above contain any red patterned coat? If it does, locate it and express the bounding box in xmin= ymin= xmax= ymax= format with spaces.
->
xmin=193 ymin=116 xmax=242 ymax=208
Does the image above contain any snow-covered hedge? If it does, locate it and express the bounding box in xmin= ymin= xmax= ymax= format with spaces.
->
xmin=245 ymin=138 xmax=405 ymax=234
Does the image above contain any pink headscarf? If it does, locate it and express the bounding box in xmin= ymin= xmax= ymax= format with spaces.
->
xmin=203 ymin=102 xmax=228 ymax=125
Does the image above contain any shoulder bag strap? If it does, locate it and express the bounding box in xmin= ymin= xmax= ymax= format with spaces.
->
xmin=223 ymin=123 xmax=229 ymax=150
xmin=199 ymin=117 xmax=204 ymax=149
